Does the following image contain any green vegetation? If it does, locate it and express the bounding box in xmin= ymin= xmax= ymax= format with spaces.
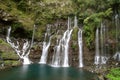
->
xmin=106 ymin=68 xmax=120 ymax=80
xmin=0 ymin=38 xmax=21 ymax=68
xmin=0 ymin=0 xmax=120 ymax=46
xmin=0 ymin=39 xmax=19 ymax=60
xmin=83 ymin=8 xmax=112 ymax=48
xmin=72 ymin=27 xmax=79 ymax=41
xmin=4 ymin=60 xmax=21 ymax=67
xmin=0 ymin=39 xmax=9 ymax=46
xmin=1 ymin=52 xmax=19 ymax=60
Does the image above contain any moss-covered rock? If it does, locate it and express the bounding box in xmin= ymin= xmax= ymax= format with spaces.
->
xmin=0 ymin=39 xmax=19 ymax=60
xmin=4 ymin=60 xmax=21 ymax=67
xmin=0 ymin=38 xmax=21 ymax=69
xmin=1 ymin=52 xmax=19 ymax=60
xmin=72 ymin=27 xmax=79 ymax=41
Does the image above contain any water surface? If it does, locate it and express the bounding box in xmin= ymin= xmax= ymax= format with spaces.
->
xmin=0 ymin=64 xmax=98 ymax=80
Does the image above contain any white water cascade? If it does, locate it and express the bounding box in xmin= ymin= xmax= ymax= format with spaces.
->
xmin=113 ymin=14 xmax=120 ymax=61
xmin=39 ymin=25 xmax=52 ymax=64
xmin=61 ymin=28 xmax=73 ymax=67
xmin=51 ymin=17 xmax=73 ymax=67
xmin=94 ymin=28 xmax=100 ymax=65
xmin=51 ymin=40 xmax=61 ymax=67
xmin=100 ymin=23 xmax=108 ymax=64
xmin=94 ymin=23 xmax=109 ymax=65
xmin=78 ymin=29 xmax=83 ymax=67
xmin=6 ymin=25 xmax=35 ymax=64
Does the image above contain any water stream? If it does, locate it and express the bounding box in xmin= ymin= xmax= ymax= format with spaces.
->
xmin=6 ymin=25 xmax=35 ymax=64
xmin=39 ymin=25 xmax=52 ymax=64
xmin=78 ymin=29 xmax=83 ymax=67
xmin=94 ymin=28 xmax=100 ymax=65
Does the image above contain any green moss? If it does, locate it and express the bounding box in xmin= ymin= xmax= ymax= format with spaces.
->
xmin=72 ymin=27 xmax=79 ymax=41
xmin=106 ymin=68 xmax=120 ymax=80
xmin=1 ymin=52 xmax=19 ymax=60
xmin=71 ymin=43 xmax=77 ymax=51
xmin=4 ymin=60 xmax=12 ymax=66
xmin=0 ymin=61 xmax=3 ymax=65
xmin=11 ymin=61 xmax=21 ymax=66
xmin=0 ymin=39 xmax=10 ymax=47
xmin=35 ymin=26 xmax=46 ymax=41
xmin=4 ymin=60 xmax=21 ymax=67
xmin=0 ymin=39 xmax=19 ymax=60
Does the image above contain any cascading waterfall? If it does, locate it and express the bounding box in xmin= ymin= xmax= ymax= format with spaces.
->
xmin=113 ymin=14 xmax=120 ymax=61
xmin=51 ymin=17 xmax=73 ymax=67
xmin=100 ymin=23 xmax=108 ymax=64
xmin=51 ymin=16 xmax=84 ymax=67
xmin=94 ymin=28 xmax=100 ymax=65
xmin=94 ymin=23 xmax=108 ymax=65
xmin=51 ymin=40 xmax=61 ymax=67
xmin=39 ymin=25 xmax=52 ymax=64
xmin=61 ymin=28 xmax=73 ymax=67
xmin=78 ymin=29 xmax=83 ymax=67
xmin=6 ymin=25 xmax=35 ymax=64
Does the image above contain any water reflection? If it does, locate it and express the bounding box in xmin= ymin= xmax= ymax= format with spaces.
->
xmin=61 ymin=68 xmax=69 ymax=80
xmin=0 ymin=64 xmax=98 ymax=80
xmin=39 ymin=64 xmax=48 ymax=80
xmin=20 ymin=65 xmax=29 ymax=79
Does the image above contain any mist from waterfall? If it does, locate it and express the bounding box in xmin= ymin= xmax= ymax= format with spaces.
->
xmin=6 ymin=25 xmax=35 ymax=64
xmin=78 ymin=29 xmax=83 ymax=67
xmin=39 ymin=25 xmax=52 ymax=64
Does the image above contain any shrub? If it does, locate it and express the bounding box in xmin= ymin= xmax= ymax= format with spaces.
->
xmin=106 ymin=68 xmax=120 ymax=80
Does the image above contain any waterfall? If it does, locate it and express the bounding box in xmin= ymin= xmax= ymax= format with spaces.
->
xmin=51 ymin=40 xmax=61 ymax=67
xmin=78 ymin=29 xmax=83 ymax=67
xmin=61 ymin=28 xmax=73 ymax=67
xmin=74 ymin=16 xmax=78 ymax=27
xmin=94 ymin=23 xmax=109 ymax=65
xmin=113 ymin=14 xmax=120 ymax=61
xmin=51 ymin=17 xmax=73 ymax=67
xmin=94 ymin=28 xmax=100 ymax=65
xmin=6 ymin=25 xmax=35 ymax=64
xmin=39 ymin=25 xmax=52 ymax=64
xmin=100 ymin=23 xmax=107 ymax=64
xmin=101 ymin=23 xmax=109 ymax=64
